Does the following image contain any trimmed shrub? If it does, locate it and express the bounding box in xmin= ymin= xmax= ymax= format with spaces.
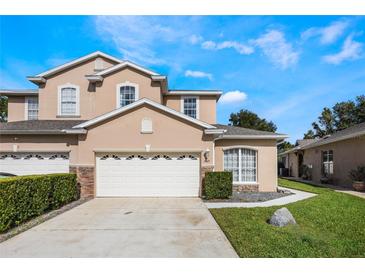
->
xmin=204 ymin=171 xmax=232 ymax=199
xmin=0 ymin=173 xmax=79 ymax=233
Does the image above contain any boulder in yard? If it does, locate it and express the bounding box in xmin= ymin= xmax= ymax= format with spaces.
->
xmin=269 ymin=207 xmax=296 ymax=227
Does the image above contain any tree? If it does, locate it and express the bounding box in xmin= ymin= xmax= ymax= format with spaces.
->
xmin=304 ymin=94 xmax=365 ymax=138
xmin=277 ymin=141 xmax=294 ymax=152
xmin=303 ymin=129 xmax=315 ymax=139
xmin=0 ymin=96 xmax=7 ymax=122
xmin=229 ymin=109 xmax=277 ymax=132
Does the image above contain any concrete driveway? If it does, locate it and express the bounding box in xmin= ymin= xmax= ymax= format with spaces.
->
xmin=0 ymin=198 xmax=237 ymax=257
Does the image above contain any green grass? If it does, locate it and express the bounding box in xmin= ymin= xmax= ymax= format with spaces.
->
xmin=210 ymin=178 xmax=365 ymax=257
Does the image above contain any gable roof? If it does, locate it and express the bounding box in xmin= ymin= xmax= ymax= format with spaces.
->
xmin=93 ymin=60 xmax=161 ymax=77
xmin=73 ymin=98 xmax=216 ymax=129
xmin=301 ymin=122 xmax=365 ymax=149
xmin=213 ymin=124 xmax=288 ymax=140
xmin=27 ymin=51 xmax=122 ymax=82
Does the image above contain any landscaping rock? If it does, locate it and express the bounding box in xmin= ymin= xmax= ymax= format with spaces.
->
xmin=269 ymin=207 xmax=296 ymax=227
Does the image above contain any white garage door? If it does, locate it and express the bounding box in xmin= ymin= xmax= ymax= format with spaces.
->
xmin=0 ymin=153 xmax=70 ymax=176
xmin=96 ymin=153 xmax=200 ymax=197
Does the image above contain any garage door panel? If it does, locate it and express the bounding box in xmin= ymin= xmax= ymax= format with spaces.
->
xmin=96 ymin=153 xmax=200 ymax=197
xmin=0 ymin=153 xmax=69 ymax=176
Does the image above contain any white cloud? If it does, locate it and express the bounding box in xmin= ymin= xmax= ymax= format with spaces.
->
xmin=219 ymin=90 xmax=247 ymax=104
xmin=251 ymin=30 xmax=299 ymax=69
xmin=184 ymin=70 xmax=213 ymax=81
xmin=323 ymin=34 xmax=363 ymax=65
xmin=201 ymin=40 xmax=254 ymax=55
xmin=189 ymin=34 xmax=203 ymax=45
xmin=301 ymin=20 xmax=349 ymax=45
xmin=94 ymin=16 xmax=188 ymax=65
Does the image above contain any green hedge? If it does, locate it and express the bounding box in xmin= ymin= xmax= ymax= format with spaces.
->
xmin=0 ymin=173 xmax=79 ymax=233
xmin=204 ymin=171 xmax=232 ymax=199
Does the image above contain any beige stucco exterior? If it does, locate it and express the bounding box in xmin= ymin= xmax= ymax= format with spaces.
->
xmin=163 ymin=95 xmax=217 ymax=124
xmin=303 ymin=136 xmax=365 ymax=187
xmin=1 ymin=53 xmax=281 ymax=196
xmin=76 ymin=104 xmax=214 ymax=166
xmin=7 ymin=96 xmax=26 ymax=122
xmin=282 ymin=136 xmax=365 ymax=187
xmin=215 ymin=139 xmax=278 ymax=192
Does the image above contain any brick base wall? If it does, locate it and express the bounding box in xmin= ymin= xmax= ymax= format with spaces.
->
xmin=70 ymin=165 xmax=95 ymax=198
xmin=233 ymin=184 xmax=259 ymax=192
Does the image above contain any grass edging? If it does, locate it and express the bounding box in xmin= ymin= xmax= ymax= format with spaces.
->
xmin=0 ymin=198 xmax=91 ymax=243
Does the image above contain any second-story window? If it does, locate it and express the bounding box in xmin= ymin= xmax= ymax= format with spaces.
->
xmin=26 ymin=97 xmax=38 ymax=120
xmin=58 ymin=84 xmax=80 ymax=116
xmin=116 ymin=82 xmax=139 ymax=108
xmin=182 ymin=96 xmax=199 ymax=119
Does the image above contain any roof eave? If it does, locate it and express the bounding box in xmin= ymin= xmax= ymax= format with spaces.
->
xmin=216 ymin=135 xmax=289 ymax=140
xmin=0 ymin=129 xmax=87 ymax=135
xmin=27 ymin=76 xmax=46 ymax=85
xmin=302 ymin=131 xmax=365 ymax=149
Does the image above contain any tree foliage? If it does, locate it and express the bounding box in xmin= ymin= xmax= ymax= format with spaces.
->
xmin=305 ymin=95 xmax=365 ymax=138
xmin=0 ymin=96 xmax=8 ymax=122
xmin=277 ymin=141 xmax=294 ymax=153
xmin=229 ymin=109 xmax=277 ymax=133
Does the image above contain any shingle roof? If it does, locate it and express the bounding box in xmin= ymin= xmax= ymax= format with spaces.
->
xmin=297 ymin=139 xmax=317 ymax=147
xmin=0 ymin=120 xmax=87 ymax=133
xmin=213 ymin=124 xmax=287 ymax=138
xmin=302 ymin=122 xmax=365 ymax=149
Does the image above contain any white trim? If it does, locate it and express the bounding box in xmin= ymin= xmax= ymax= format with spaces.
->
xmin=0 ymin=89 xmax=38 ymax=96
xmin=73 ymin=98 xmax=216 ymax=129
xmin=95 ymin=61 xmax=160 ymax=77
xmin=57 ymin=83 xmax=80 ymax=116
xmin=223 ymin=147 xmax=258 ymax=184
xmin=85 ymin=75 xmax=103 ymax=82
xmin=167 ymin=90 xmax=222 ymax=97
xmin=222 ymin=145 xmax=259 ymax=151
xmin=216 ymin=134 xmax=288 ymax=140
xmin=181 ymin=96 xmax=199 ymax=119
xmin=141 ymin=117 xmax=153 ymax=134
xmin=24 ymin=96 xmax=28 ymax=120
xmin=93 ymin=148 xmax=203 ymax=153
xmin=26 ymin=77 xmax=46 ymax=84
xmin=24 ymin=96 xmax=39 ymax=120
xmin=204 ymin=128 xmax=226 ymax=134
xmin=36 ymin=51 xmax=122 ymax=77
xmin=115 ymin=81 xmax=139 ymax=109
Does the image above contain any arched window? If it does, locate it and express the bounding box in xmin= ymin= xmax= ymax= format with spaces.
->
xmin=224 ymin=148 xmax=257 ymax=183
xmin=116 ymin=82 xmax=139 ymax=108
xmin=58 ymin=84 xmax=80 ymax=116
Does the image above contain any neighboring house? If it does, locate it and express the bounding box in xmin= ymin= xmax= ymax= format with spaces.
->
xmin=0 ymin=51 xmax=287 ymax=197
xmin=279 ymin=122 xmax=365 ymax=187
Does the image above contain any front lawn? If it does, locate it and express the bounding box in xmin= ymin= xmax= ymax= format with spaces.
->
xmin=210 ymin=179 xmax=365 ymax=257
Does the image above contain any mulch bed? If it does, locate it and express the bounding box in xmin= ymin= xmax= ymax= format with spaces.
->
xmin=205 ymin=189 xmax=292 ymax=203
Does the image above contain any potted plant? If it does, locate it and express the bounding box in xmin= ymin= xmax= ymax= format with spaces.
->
xmin=349 ymin=166 xmax=365 ymax=192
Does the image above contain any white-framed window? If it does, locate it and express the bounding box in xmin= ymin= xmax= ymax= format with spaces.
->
xmin=116 ymin=82 xmax=139 ymax=108
xmin=25 ymin=96 xmax=39 ymax=120
xmin=322 ymin=150 xmax=334 ymax=177
xmin=181 ymin=96 xmax=199 ymax=119
xmin=224 ymin=147 xmax=257 ymax=183
xmin=57 ymin=84 xmax=80 ymax=116
xmin=141 ymin=117 xmax=153 ymax=133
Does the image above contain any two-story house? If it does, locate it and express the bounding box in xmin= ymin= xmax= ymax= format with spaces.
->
xmin=0 ymin=51 xmax=287 ymax=197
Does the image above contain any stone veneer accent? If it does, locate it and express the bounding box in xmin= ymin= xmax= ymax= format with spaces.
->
xmin=70 ymin=165 xmax=95 ymax=198
xmin=200 ymin=165 xmax=214 ymax=196
xmin=233 ymin=184 xmax=259 ymax=192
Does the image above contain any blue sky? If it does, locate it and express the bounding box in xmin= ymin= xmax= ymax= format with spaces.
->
xmin=1 ymin=16 xmax=364 ymax=142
